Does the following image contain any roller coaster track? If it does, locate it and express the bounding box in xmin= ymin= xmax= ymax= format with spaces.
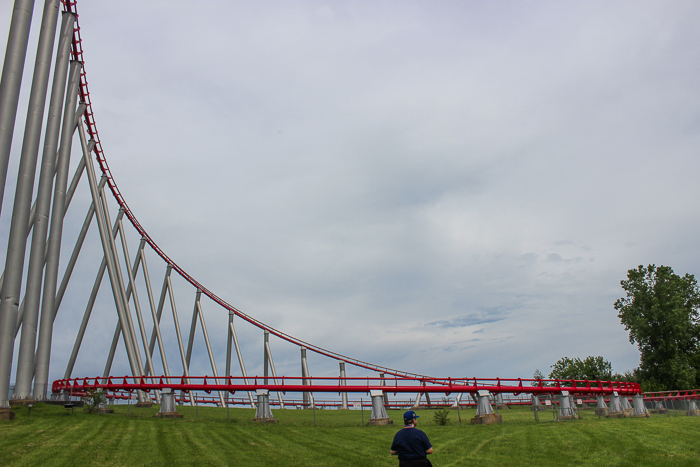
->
xmin=60 ymin=0 xmax=426 ymax=381
xmin=0 ymin=2 xmax=642 ymax=408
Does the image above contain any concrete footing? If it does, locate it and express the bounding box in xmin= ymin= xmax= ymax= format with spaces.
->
xmin=368 ymin=389 xmax=392 ymax=426
xmin=470 ymin=413 xmax=502 ymax=425
xmin=595 ymin=408 xmax=609 ymax=416
xmin=0 ymin=408 xmax=16 ymax=420
xmin=496 ymin=404 xmax=509 ymax=410
xmin=687 ymin=409 xmax=700 ymax=416
xmin=135 ymin=401 xmax=153 ymax=408
xmin=97 ymin=407 xmax=114 ymax=414
xmin=606 ymin=411 xmax=627 ymax=418
xmin=253 ymin=389 xmax=277 ymax=423
xmin=156 ymin=389 xmax=182 ymax=418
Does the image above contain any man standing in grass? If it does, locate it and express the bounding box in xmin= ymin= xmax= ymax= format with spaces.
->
xmin=390 ymin=410 xmax=433 ymax=466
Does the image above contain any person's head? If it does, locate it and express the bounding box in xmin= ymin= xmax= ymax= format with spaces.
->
xmin=403 ymin=410 xmax=419 ymax=426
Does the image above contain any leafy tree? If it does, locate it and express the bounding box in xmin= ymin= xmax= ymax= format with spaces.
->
xmin=548 ymin=356 xmax=612 ymax=381
xmin=611 ymin=369 xmax=640 ymax=383
xmin=615 ymin=264 xmax=700 ymax=390
xmin=531 ymin=369 xmax=544 ymax=386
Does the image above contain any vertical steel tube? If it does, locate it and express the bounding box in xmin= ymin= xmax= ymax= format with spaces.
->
xmin=65 ymin=258 xmax=107 ymax=380
xmin=166 ymin=272 xmax=193 ymax=406
xmin=194 ymin=297 xmax=225 ymax=406
xmin=228 ymin=320 xmax=254 ymax=407
xmin=263 ymin=330 xmax=269 ymax=385
xmin=62 ymin=205 xmax=121 ymax=380
xmin=12 ymin=8 xmax=73 ymax=401
xmin=98 ymin=182 xmax=145 ymax=380
xmin=339 ymin=362 xmax=348 ymax=410
xmin=140 ymin=251 xmax=170 ymax=382
xmin=147 ymin=266 xmax=171 ymax=358
xmin=0 ymin=0 xmax=55 ymax=408
xmin=380 ymin=373 xmax=389 ymax=406
xmin=102 ymin=323 xmax=121 ymax=381
xmin=32 ymin=60 xmax=81 ymax=399
xmin=184 ymin=292 xmax=200 ymax=373
xmin=225 ymin=310 xmax=233 ymax=405
xmin=72 ymin=107 xmax=143 ymax=389
xmin=0 ymin=0 xmax=35 ymax=214
xmin=263 ymin=340 xmax=285 ymax=409
xmin=53 ymin=166 xmax=101 ymax=314
xmin=117 ymin=216 xmax=157 ymax=385
xmin=301 ymin=347 xmax=313 ymax=408
xmin=0 ymin=104 xmax=87 ymax=299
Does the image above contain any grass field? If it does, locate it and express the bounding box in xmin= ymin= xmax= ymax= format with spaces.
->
xmin=1 ymin=402 xmax=699 ymax=466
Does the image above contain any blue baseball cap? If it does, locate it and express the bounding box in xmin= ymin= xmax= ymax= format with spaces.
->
xmin=403 ymin=410 xmax=419 ymax=422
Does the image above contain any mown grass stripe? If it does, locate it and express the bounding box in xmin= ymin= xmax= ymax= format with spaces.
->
xmin=1 ymin=403 xmax=700 ymax=466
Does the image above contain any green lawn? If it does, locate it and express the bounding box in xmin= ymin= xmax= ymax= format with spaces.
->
xmin=0 ymin=403 xmax=698 ymax=466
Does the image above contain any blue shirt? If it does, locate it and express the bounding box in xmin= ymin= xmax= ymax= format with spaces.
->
xmin=391 ymin=426 xmax=432 ymax=460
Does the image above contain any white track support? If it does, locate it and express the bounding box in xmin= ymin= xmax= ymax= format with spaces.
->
xmin=301 ymin=347 xmax=314 ymax=408
xmin=78 ymin=121 xmax=144 ymax=385
xmin=117 ymin=215 xmax=158 ymax=389
xmin=98 ymin=180 xmax=145 ymax=380
xmin=184 ymin=292 xmax=199 ymax=381
xmin=228 ymin=316 xmax=255 ymax=408
xmin=339 ymin=361 xmax=348 ymax=409
xmin=116 ymin=216 xmax=160 ymax=402
xmin=102 ymin=323 xmax=121 ymax=381
xmin=52 ymin=140 xmax=96 ymax=313
xmin=412 ymin=392 xmax=422 ymax=409
xmin=165 ymin=268 xmax=193 ymax=405
xmin=145 ymin=262 xmax=171 ymax=383
xmin=380 ymin=373 xmax=389 ymax=406
xmin=193 ymin=291 xmax=225 ymax=406
xmin=0 ymin=107 xmax=87 ymax=301
xmin=263 ymin=332 xmax=285 ymax=409
xmin=225 ymin=311 xmax=232 ymax=404
xmin=64 ymin=202 xmax=121 ymax=380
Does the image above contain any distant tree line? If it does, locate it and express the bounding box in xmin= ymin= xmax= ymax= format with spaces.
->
xmin=534 ymin=264 xmax=700 ymax=392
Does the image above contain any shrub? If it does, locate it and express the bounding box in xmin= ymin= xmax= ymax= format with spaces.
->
xmin=433 ymin=408 xmax=450 ymax=426
xmin=83 ymin=389 xmax=106 ymax=414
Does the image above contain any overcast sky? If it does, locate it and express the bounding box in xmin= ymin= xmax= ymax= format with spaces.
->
xmin=2 ymin=0 xmax=700 ymax=388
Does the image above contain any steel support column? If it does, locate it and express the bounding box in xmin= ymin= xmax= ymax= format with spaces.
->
xmin=263 ymin=333 xmax=284 ymax=409
xmin=193 ymin=293 xmax=225 ymax=406
xmin=301 ymin=347 xmax=314 ymax=408
xmin=228 ymin=316 xmax=254 ymax=407
xmin=72 ymin=103 xmax=144 ymax=395
xmin=13 ymin=9 xmax=74 ymax=400
xmin=339 ymin=361 xmax=348 ymax=410
xmin=32 ymin=59 xmax=82 ymax=399
xmin=0 ymin=0 xmax=35 ymax=214
xmin=139 ymin=244 xmax=170 ymax=383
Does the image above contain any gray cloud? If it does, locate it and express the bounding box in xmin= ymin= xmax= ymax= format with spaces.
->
xmin=427 ymin=307 xmax=510 ymax=328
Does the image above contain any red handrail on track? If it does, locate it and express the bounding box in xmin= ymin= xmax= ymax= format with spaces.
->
xmin=52 ymin=375 xmax=642 ymax=397
xmin=643 ymin=389 xmax=699 ymax=401
xmin=58 ymin=0 xmax=427 ymax=379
